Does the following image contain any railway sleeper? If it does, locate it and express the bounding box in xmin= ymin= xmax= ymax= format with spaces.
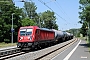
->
xmin=15 ymin=48 xmax=21 ymax=52
xmin=0 ymin=48 xmax=20 ymax=57
xmin=0 ymin=50 xmax=11 ymax=57
xmin=11 ymin=49 xmax=18 ymax=54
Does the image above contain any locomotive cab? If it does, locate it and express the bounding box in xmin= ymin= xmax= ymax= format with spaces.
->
xmin=19 ymin=28 xmax=33 ymax=42
xmin=17 ymin=26 xmax=36 ymax=48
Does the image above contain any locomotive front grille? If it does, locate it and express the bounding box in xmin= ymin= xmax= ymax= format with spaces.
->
xmin=17 ymin=42 xmax=32 ymax=48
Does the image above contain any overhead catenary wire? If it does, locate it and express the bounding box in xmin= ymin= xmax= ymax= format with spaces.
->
xmin=54 ymin=1 xmax=71 ymax=24
xmin=54 ymin=1 xmax=79 ymax=27
xmin=16 ymin=0 xmax=78 ymax=29
xmin=38 ymin=0 xmax=69 ymax=24
xmin=17 ymin=0 xmax=70 ymax=26
xmin=40 ymin=0 xmax=79 ymax=27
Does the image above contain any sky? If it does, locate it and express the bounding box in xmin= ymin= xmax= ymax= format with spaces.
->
xmin=13 ymin=0 xmax=82 ymax=31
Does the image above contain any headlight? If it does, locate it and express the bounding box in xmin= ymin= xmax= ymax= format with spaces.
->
xmin=19 ymin=37 xmax=23 ymax=40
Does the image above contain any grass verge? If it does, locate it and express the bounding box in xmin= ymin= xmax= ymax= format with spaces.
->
xmin=78 ymin=37 xmax=90 ymax=52
xmin=0 ymin=42 xmax=17 ymax=48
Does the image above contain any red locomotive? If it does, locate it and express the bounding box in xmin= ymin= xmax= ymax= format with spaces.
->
xmin=17 ymin=26 xmax=55 ymax=49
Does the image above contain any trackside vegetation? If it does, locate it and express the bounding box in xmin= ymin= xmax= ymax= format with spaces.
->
xmin=0 ymin=0 xmax=58 ymax=43
xmin=0 ymin=42 xmax=16 ymax=48
xmin=79 ymin=0 xmax=90 ymax=46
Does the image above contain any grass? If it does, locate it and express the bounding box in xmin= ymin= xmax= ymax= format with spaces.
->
xmin=78 ymin=37 xmax=90 ymax=52
xmin=87 ymin=39 xmax=90 ymax=52
xmin=0 ymin=42 xmax=17 ymax=48
xmin=78 ymin=37 xmax=87 ymax=40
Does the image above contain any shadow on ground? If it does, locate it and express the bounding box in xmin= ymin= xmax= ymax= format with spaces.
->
xmin=79 ymin=43 xmax=89 ymax=48
xmin=79 ymin=43 xmax=90 ymax=52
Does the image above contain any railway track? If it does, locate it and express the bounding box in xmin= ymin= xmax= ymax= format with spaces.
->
xmin=0 ymin=47 xmax=20 ymax=59
xmin=0 ymin=38 xmax=78 ymax=60
xmin=35 ymin=38 xmax=78 ymax=60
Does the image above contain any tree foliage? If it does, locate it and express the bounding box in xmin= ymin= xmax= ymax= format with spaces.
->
xmin=66 ymin=28 xmax=80 ymax=37
xmin=79 ymin=0 xmax=90 ymax=23
xmin=79 ymin=21 xmax=88 ymax=36
xmin=0 ymin=0 xmax=22 ymax=42
xmin=79 ymin=0 xmax=90 ymax=36
xmin=21 ymin=17 xmax=37 ymax=26
xmin=22 ymin=1 xmax=39 ymax=25
xmin=39 ymin=10 xmax=58 ymax=29
xmin=23 ymin=2 xmax=38 ymax=19
xmin=0 ymin=0 xmax=59 ymax=43
xmin=22 ymin=2 xmax=58 ymax=29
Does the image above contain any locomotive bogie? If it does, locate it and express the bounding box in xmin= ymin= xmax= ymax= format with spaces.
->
xmin=17 ymin=42 xmax=33 ymax=48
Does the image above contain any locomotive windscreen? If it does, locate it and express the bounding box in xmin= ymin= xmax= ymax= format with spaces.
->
xmin=20 ymin=28 xmax=32 ymax=36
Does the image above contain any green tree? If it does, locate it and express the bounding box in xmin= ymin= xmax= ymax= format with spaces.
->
xmin=21 ymin=17 xmax=37 ymax=26
xmin=80 ymin=21 xmax=88 ymax=37
xmin=40 ymin=10 xmax=58 ymax=29
xmin=79 ymin=0 xmax=90 ymax=23
xmin=23 ymin=2 xmax=37 ymax=18
xmin=22 ymin=1 xmax=39 ymax=25
xmin=66 ymin=28 xmax=80 ymax=37
xmin=79 ymin=0 xmax=90 ymax=36
xmin=0 ymin=0 xmax=22 ymax=43
xmin=22 ymin=2 xmax=58 ymax=29
xmin=79 ymin=0 xmax=90 ymax=45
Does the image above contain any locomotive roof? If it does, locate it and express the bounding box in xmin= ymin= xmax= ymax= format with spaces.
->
xmin=39 ymin=28 xmax=52 ymax=31
xmin=20 ymin=26 xmax=39 ymax=29
xmin=19 ymin=26 xmax=53 ymax=32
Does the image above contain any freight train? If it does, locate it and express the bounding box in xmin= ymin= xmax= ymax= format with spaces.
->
xmin=17 ymin=26 xmax=73 ymax=49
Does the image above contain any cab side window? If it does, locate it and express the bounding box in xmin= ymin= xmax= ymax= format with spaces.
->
xmin=36 ymin=30 xmax=40 ymax=34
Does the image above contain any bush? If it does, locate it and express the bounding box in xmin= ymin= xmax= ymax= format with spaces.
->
xmin=87 ymin=29 xmax=90 ymax=45
xmin=4 ymin=39 xmax=10 ymax=43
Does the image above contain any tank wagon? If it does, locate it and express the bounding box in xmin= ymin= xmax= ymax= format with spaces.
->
xmin=51 ymin=29 xmax=74 ymax=43
xmin=51 ymin=29 xmax=65 ymax=43
xmin=66 ymin=32 xmax=73 ymax=40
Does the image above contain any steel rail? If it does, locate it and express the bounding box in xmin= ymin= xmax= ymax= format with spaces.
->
xmin=35 ymin=38 xmax=78 ymax=60
xmin=0 ymin=38 xmax=78 ymax=60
